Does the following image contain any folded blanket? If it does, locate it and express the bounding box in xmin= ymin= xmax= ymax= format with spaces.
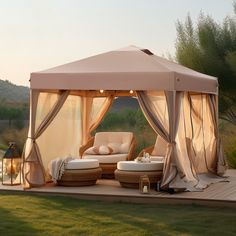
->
xmin=48 ymin=156 xmax=74 ymax=183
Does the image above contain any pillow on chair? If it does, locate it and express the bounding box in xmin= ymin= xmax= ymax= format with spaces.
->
xmin=85 ymin=143 xmax=120 ymax=155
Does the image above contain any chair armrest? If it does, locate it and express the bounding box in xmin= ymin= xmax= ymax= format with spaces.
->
xmin=79 ymin=137 xmax=95 ymax=157
xmin=126 ymin=137 xmax=137 ymax=161
xmin=137 ymin=145 xmax=154 ymax=157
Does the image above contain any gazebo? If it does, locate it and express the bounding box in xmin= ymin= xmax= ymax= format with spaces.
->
xmin=23 ymin=46 xmax=226 ymax=191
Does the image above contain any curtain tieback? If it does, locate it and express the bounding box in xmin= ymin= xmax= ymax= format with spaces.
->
xmin=168 ymin=141 xmax=176 ymax=147
xmin=28 ymin=137 xmax=36 ymax=143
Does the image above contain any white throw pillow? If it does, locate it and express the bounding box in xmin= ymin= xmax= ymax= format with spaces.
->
xmin=85 ymin=146 xmax=102 ymax=155
xmin=107 ymin=142 xmax=120 ymax=153
xmin=85 ymin=144 xmax=120 ymax=155
xmin=120 ymin=142 xmax=130 ymax=154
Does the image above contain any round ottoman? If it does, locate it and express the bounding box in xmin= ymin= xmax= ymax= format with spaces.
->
xmin=57 ymin=159 xmax=102 ymax=187
xmin=115 ymin=161 xmax=163 ymax=188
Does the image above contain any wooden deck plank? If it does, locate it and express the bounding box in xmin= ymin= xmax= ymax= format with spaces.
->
xmin=0 ymin=169 xmax=236 ymax=207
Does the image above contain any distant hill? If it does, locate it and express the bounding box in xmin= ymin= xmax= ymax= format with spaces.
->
xmin=0 ymin=80 xmax=29 ymax=104
xmin=0 ymin=80 xmax=139 ymax=110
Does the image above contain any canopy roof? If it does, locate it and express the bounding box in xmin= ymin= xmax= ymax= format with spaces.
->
xmin=30 ymin=46 xmax=218 ymax=94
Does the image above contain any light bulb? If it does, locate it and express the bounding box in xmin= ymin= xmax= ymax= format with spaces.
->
xmin=100 ymin=89 xmax=104 ymax=93
xmin=129 ymin=90 xmax=134 ymax=94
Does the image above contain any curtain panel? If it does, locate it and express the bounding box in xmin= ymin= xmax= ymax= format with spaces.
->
xmin=137 ymin=91 xmax=226 ymax=191
xmin=208 ymin=94 xmax=227 ymax=175
xmin=136 ymin=91 xmax=183 ymax=189
xmin=81 ymin=96 xmax=113 ymax=145
xmin=23 ymin=90 xmax=69 ymax=188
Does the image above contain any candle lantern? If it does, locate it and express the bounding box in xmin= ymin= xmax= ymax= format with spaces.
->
xmin=139 ymin=175 xmax=150 ymax=194
xmin=2 ymin=142 xmax=21 ymax=186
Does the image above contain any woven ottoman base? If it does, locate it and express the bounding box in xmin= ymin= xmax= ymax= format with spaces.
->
xmin=57 ymin=167 xmax=102 ymax=187
xmin=100 ymin=163 xmax=117 ymax=179
xmin=115 ymin=169 xmax=163 ymax=189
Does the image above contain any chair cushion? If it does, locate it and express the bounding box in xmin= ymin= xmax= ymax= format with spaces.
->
xmin=151 ymin=136 xmax=168 ymax=156
xmin=150 ymin=156 xmax=165 ymax=162
xmin=84 ymin=143 xmax=120 ymax=155
xmin=94 ymin=132 xmax=133 ymax=154
xmin=83 ymin=153 xmax=127 ymax=164
xmin=117 ymin=161 xmax=164 ymax=171
xmin=65 ymin=159 xmax=99 ymax=170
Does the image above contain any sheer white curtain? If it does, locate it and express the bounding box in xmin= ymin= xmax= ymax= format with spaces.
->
xmin=171 ymin=93 xmax=226 ymax=190
xmin=208 ymin=94 xmax=227 ymax=175
xmin=23 ymin=90 xmax=69 ymax=187
xmin=37 ymin=94 xmax=82 ymax=178
xmin=81 ymin=96 xmax=113 ymax=144
xmin=137 ymin=91 xmax=183 ymax=189
xmin=137 ymin=90 xmax=225 ymax=191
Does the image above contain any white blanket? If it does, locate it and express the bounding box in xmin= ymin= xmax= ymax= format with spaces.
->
xmin=48 ymin=156 xmax=74 ymax=183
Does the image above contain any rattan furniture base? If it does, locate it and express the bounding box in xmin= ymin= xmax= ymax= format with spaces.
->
xmin=100 ymin=163 xmax=117 ymax=179
xmin=57 ymin=167 xmax=102 ymax=187
xmin=115 ymin=169 xmax=163 ymax=188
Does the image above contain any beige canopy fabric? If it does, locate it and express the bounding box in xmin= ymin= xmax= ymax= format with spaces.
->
xmin=23 ymin=45 xmax=226 ymax=190
xmin=30 ymin=46 xmax=217 ymax=94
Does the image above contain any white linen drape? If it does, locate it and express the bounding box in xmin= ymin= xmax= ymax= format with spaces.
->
xmin=23 ymin=90 xmax=69 ymax=187
xmin=208 ymin=94 xmax=227 ymax=175
xmin=136 ymin=91 xmax=183 ymax=189
xmin=37 ymin=94 xmax=82 ymax=179
xmin=81 ymin=96 xmax=113 ymax=144
xmin=137 ymin=91 xmax=226 ymax=191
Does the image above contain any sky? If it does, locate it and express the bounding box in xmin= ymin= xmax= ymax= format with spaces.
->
xmin=0 ymin=0 xmax=234 ymax=86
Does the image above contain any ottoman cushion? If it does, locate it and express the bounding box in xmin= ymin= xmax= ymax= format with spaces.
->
xmin=117 ymin=161 xmax=164 ymax=171
xmin=83 ymin=154 xmax=127 ymax=164
xmin=65 ymin=159 xmax=99 ymax=170
xmin=150 ymin=156 xmax=164 ymax=162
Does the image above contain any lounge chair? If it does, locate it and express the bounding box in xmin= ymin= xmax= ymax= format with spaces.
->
xmin=80 ymin=132 xmax=136 ymax=178
xmin=138 ymin=135 xmax=167 ymax=161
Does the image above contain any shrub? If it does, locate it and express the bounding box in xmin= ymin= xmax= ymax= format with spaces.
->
xmin=220 ymin=120 xmax=236 ymax=169
xmin=1 ymin=127 xmax=28 ymax=154
xmin=226 ymin=140 xmax=236 ymax=169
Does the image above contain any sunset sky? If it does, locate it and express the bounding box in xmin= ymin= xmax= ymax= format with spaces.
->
xmin=0 ymin=0 xmax=233 ymax=86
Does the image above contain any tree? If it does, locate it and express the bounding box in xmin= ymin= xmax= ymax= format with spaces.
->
xmin=0 ymin=106 xmax=24 ymax=128
xmin=175 ymin=3 xmax=236 ymax=125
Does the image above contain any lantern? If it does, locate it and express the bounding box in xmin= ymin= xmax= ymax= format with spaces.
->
xmin=2 ymin=142 xmax=21 ymax=186
xmin=139 ymin=175 xmax=150 ymax=194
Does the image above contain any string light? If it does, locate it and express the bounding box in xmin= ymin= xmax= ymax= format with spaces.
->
xmin=100 ymin=89 xmax=104 ymax=93
xmin=129 ymin=90 xmax=134 ymax=94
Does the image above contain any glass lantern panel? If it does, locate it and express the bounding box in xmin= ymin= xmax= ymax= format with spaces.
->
xmin=2 ymin=158 xmax=21 ymax=185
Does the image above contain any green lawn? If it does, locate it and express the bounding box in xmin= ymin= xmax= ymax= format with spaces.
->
xmin=0 ymin=193 xmax=235 ymax=236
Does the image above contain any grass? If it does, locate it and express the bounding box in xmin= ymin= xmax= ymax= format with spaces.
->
xmin=0 ymin=193 xmax=235 ymax=236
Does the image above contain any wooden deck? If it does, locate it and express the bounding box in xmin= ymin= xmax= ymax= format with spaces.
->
xmin=1 ymin=169 xmax=236 ymax=208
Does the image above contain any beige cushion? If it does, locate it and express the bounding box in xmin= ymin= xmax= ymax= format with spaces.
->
xmin=83 ymin=153 xmax=127 ymax=164
xmin=117 ymin=161 xmax=163 ymax=171
xmin=151 ymin=136 xmax=168 ymax=156
xmin=85 ymin=144 xmax=120 ymax=155
xmin=94 ymin=132 xmax=133 ymax=154
xmin=150 ymin=156 xmax=165 ymax=162
xmin=65 ymin=159 xmax=99 ymax=170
